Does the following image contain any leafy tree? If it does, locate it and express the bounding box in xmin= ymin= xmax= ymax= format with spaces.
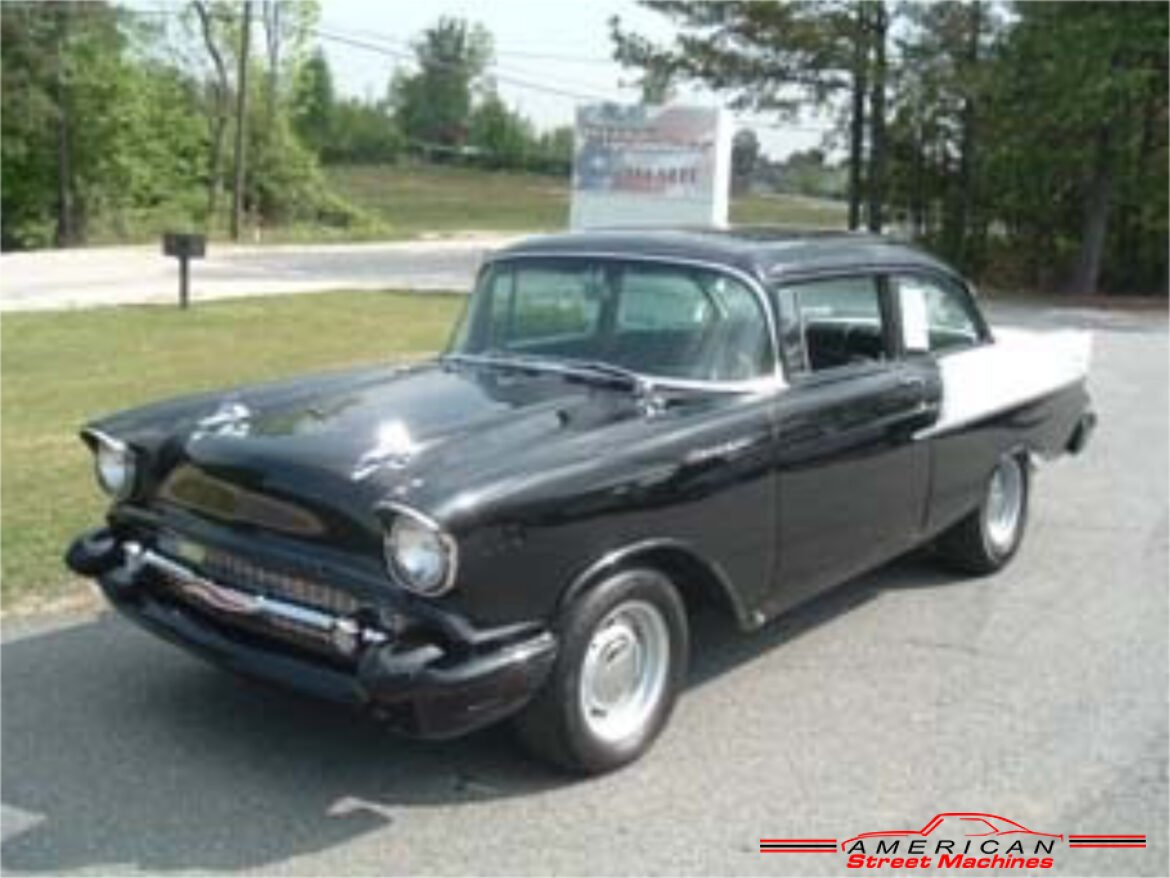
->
xmin=982 ymin=1 xmax=1167 ymax=293
xmin=292 ymin=47 xmax=334 ymax=155
xmin=188 ymin=0 xmax=236 ymax=225
xmin=390 ymin=17 xmax=493 ymax=150
xmin=534 ymin=125 xmax=574 ymax=175
xmin=731 ymin=128 xmax=761 ymax=192
xmin=777 ymin=148 xmax=846 ymax=198
xmin=323 ymin=98 xmax=404 ymax=164
xmin=2 ymin=3 xmax=65 ymax=247
xmin=886 ymin=2 xmax=997 ymax=268
xmin=468 ymin=87 xmax=534 ymax=169
xmin=610 ymin=1 xmax=886 ymax=230
xmin=1 ymin=1 xmax=191 ymax=247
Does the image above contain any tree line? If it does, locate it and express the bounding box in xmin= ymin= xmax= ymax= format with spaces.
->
xmin=3 ymin=1 xmax=1165 ymax=296
xmin=0 ymin=3 xmax=571 ymax=250
xmin=612 ymin=0 xmax=1168 ymax=295
xmin=293 ymin=18 xmax=574 ymax=173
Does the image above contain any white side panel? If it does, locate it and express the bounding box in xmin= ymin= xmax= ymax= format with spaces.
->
xmin=921 ymin=328 xmax=1093 ymax=437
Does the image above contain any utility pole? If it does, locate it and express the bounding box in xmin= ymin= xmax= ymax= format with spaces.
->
xmin=55 ymin=3 xmax=75 ymax=247
xmin=231 ymin=1 xmax=253 ymax=242
xmin=847 ymin=2 xmax=868 ymax=232
xmin=866 ymin=0 xmax=888 ymax=234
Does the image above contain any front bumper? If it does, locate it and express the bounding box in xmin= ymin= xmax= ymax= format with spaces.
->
xmin=66 ymin=527 xmax=556 ymax=739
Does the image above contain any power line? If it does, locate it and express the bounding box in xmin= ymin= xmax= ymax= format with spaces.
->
xmin=312 ymin=23 xmax=836 ymax=133
xmin=116 ymin=6 xmax=839 ymax=135
xmin=313 ymin=25 xmax=837 ymax=134
xmin=312 ymin=26 xmax=625 ymax=104
xmin=317 ymin=21 xmax=615 ymax=66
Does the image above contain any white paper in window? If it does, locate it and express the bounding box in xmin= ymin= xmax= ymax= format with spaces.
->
xmin=900 ymin=284 xmax=930 ymax=352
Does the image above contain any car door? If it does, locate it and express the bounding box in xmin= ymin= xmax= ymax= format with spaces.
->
xmin=765 ymin=273 xmax=942 ymax=614
xmin=889 ymin=271 xmax=997 ymax=534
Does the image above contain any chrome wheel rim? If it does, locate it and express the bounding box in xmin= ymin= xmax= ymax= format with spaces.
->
xmin=578 ymin=599 xmax=670 ymax=745
xmin=984 ymin=457 xmax=1024 ymax=553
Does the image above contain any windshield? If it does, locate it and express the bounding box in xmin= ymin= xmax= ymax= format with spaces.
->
xmin=449 ymin=258 xmax=774 ymax=383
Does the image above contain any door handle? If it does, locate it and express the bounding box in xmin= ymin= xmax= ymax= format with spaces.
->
xmin=898 ymin=375 xmax=927 ymax=391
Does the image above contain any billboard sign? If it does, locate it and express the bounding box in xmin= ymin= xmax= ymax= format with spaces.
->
xmin=570 ymin=104 xmax=731 ymax=230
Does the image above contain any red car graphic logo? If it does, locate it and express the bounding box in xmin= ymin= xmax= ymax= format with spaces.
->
xmin=842 ymin=812 xmax=1064 ymax=849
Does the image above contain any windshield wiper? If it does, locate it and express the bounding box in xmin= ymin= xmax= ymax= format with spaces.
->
xmin=441 ymin=352 xmax=547 ymax=372
xmin=443 ymin=352 xmax=652 ymax=393
xmin=545 ymin=358 xmax=652 ymax=392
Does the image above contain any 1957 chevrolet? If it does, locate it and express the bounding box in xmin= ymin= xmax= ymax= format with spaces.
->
xmin=66 ymin=230 xmax=1095 ymax=773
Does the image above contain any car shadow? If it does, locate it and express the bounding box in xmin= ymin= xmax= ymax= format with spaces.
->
xmin=1 ymin=550 xmax=961 ymax=873
xmin=688 ymin=548 xmax=963 ymax=687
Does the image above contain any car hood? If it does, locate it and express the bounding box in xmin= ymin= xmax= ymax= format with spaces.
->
xmin=92 ymin=360 xmax=684 ymax=540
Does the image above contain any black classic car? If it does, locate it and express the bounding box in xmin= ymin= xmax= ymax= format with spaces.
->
xmin=66 ymin=230 xmax=1096 ymax=773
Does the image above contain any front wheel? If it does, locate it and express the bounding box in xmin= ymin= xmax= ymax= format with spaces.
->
xmin=936 ymin=452 xmax=1031 ymax=574
xmin=514 ymin=567 xmax=688 ymax=774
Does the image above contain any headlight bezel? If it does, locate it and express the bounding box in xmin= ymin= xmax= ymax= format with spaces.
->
xmin=380 ymin=503 xmax=458 ymax=597
xmin=84 ymin=428 xmax=137 ymax=501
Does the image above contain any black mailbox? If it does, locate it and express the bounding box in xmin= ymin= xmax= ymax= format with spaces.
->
xmin=162 ymin=232 xmax=206 ymax=259
xmin=162 ymin=232 xmax=207 ymax=309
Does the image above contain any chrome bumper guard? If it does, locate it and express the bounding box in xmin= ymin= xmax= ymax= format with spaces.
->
xmin=122 ymin=541 xmax=389 ymax=655
xmin=67 ymin=527 xmax=558 ymax=737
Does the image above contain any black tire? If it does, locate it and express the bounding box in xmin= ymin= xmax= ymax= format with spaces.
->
xmin=935 ymin=452 xmax=1030 ymax=575
xmin=514 ymin=567 xmax=689 ymax=775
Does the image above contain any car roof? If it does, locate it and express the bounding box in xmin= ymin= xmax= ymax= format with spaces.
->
xmin=491 ymin=227 xmax=959 ymax=283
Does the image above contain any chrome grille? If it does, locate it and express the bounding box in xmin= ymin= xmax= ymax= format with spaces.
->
xmin=201 ymin=547 xmax=362 ymax=616
xmin=156 ymin=534 xmax=362 ymax=617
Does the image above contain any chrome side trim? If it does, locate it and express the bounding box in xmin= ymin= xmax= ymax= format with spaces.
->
xmin=479 ymin=251 xmax=787 ymax=392
xmin=123 ymin=542 xmax=388 ymax=647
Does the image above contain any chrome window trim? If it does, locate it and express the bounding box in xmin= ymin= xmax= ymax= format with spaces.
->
xmin=375 ymin=501 xmax=460 ymax=596
xmin=476 ymin=251 xmax=787 ymax=393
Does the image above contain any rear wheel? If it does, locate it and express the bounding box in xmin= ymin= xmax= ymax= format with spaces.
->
xmin=936 ymin=453 xmax=1030 ymax=574
xmin=514 ymin=567 xmax=688 ymax=774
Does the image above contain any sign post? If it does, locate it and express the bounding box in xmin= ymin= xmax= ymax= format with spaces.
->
xmin=162 ymin=232 xmax=207 ymax=309
xmin=570 ymin=104 xmax=731 ymax=230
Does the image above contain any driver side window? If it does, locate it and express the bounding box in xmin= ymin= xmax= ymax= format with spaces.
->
xmin=782 ymin=275 xmax=891 ymax=376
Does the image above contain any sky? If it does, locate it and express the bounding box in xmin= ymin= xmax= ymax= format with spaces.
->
xmin=315 ymin=0 xmax=838 ymax=160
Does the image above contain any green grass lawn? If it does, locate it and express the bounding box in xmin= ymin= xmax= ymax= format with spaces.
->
xmin=78 ymin=162 xmax=849 ymax=246
xmin=0 ymin=290 xmax=462 ymax=612
xmin=325 ymin=162 xmax=848 ymax=237
xmin=327 ymin=163 xmax=571 ymax=235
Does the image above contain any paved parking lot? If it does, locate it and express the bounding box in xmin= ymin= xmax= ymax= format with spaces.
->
xmin=1 ymin=305 xmax=1166 ymax=876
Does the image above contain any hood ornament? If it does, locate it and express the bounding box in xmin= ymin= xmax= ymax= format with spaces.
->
xmin=352 ymin=421 xmax=424 ymax=480
xmin=193 ymin=401 xmax=251 ymax=438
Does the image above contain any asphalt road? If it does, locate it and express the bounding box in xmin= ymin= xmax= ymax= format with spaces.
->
xmin=0 ymin=237 xmax=518 ymax=312
xmin=1 ymin=305 xmax=1166 ymax=876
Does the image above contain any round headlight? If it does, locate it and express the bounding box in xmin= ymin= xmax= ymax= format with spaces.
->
xmin=384 ymin=511 xmax=455 ymax=596
xmin=93 ymin=437 xmax=136 ymax=499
